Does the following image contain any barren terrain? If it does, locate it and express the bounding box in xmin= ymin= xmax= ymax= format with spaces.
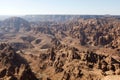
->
xmin=0 ymin=15 xmax=120 ymax=80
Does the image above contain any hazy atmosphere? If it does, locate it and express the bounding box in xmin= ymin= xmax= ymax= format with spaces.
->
xmin=0 ymin=0 xmax=119 ymax=15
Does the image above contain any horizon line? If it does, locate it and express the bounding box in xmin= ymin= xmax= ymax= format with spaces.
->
xmin=0 ymin=14 xmax=120 ymax=16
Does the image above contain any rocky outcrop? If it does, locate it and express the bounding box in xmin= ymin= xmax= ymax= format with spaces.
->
xmin=0 ymin=43 xmax=38 ymax=80
xmin=18 ymin=64 xmax=37 ymax=80
xmin=63 ymin=18 xmax=120 ymax=48
xmin=34 ymin=44 xmax=120 ymax=80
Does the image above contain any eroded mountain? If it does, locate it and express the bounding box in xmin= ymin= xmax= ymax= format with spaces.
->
xmin=0 ymin=15 xmax=120 ymax=80
xmin=0 ymin=17 xmax=30 ymax=32
xmin=0 ymin=43 xmax=38 ymax=80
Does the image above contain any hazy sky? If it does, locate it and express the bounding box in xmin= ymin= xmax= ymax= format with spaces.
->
xmin=0 ymin=0 xmax=119 ymax=15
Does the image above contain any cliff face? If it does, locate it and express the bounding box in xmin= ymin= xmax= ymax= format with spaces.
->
xmin=0 ymin=43 xmax=38 ymax=80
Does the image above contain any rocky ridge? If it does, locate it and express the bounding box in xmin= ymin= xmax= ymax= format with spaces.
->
xmin=0 ymin=43 xmax=38 ymax=80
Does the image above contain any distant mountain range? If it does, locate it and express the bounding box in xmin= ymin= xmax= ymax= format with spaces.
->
xmin=0 ymin=17 xmax=30 ymax=32
xmin=0 ymin=15 xmax=120 ymax=22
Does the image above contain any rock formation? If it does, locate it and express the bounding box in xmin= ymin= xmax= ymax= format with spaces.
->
xmin=0 ymin=16 xmax=120 ymax=80
xmin=0 ymin=43 xmax=38 ymax=80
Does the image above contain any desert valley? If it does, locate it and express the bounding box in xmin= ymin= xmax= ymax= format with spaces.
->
xmin=0 ymin=15 xmax=120 ymax=80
